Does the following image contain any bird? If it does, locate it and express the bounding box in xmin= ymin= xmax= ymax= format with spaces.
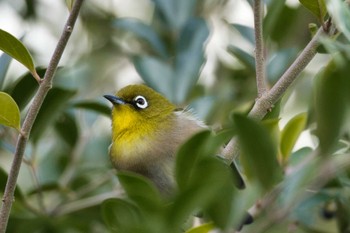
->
xmin=104 ymin=84 xmax=206 ymax=194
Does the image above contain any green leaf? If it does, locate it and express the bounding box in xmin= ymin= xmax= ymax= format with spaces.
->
xmin=6 ymin=68 xmax=46 ymax=110
xmin=299 ymin=0 xmax=327 ymax=22
xmin=71 ymin=100 xmax=111 ymax=116
xmin=280 ymin=113 xmax=307 ymax=163
xmin=65 ymin=0 xmax=74 ymax=11
xmin=0 ymin=52 xmax=12 ymax=90
xmin=113 ymin=18 xmax=167 ymax=57
xmin=31 ymin=87 xmax=76 ymax=143
xmin=102 ymin=198 xmax=143 ymax=233
xmin=54 ymin=111 xmax=79 ymax=148
xmin=227 ymin=45 xmax=255 ymax=72
xmin=117 ymin=172 xmax=163 ymax=211
xmin=0 ymin=92 xmax=20 ymax=130
xmin=153 ymin=0 xmax=197 ymax=29
xmin=314 ymin=58 xmax=348 ymax=155
xmin=327 ymin=0 xmax=350 ymax=42
xmin=185 ymin=223 xmax=215 ymax=233
xmin=0 ymin=167 xmax=24 ymax=201
xmin=231 ymin=24 xmax=255 ymax=45
xmin=0 ymin=29 xmax=37 ymax=76
xmin=267 ymin=48 xmax=298 ymax=83
xmin=234 ymin=114 xmax=282 ymax=191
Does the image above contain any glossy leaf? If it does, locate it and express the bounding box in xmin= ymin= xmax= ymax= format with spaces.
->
xmin=113 ymin=18 xmax=167 ymax=57
xmin=71 ymin=100 xmax=111 ymax=116
xmin=0 ymin=29 xmax=37 ymax=76
xmin=231 ymin=24 xmax=255 ymax=44
xmin=0 ymin=92 xmax=20 ymax=130
xmin=0 ymin=52 xmax=12 ymax=89
xmin=227 ymin=45 xmax=255 ymax=72
xmin=152 ymin=0 xmax=197 ymax=29
xmin=102 ymin=198 xmax=143 ymax=233
xmin=185 ymin=223 xmax=215 ymax=233
xmin=54 ymin=111 xmax=79 ymax=147
xmin=234 ymin=114 xmax=282 ymax=191
xmin=299 ymin=0 xmax=327 ymax=22
xmin=31 ymin=87 xmax=76 ymax=143
xmin=7 ymin=68 xmax=46 ymax=110
xmin=314 ymin=59 xmax=348 ymax=155
xmin=280 ymin=113 xmax=307 ymax=162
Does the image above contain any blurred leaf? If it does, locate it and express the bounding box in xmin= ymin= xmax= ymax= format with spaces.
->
xmin=54 ymin=111 xmax=79 ymax=148
xmin=314 ymin=58 xmax=348 ymax=155
xmin=263 ymin=0 xmax=286 ymax=37
xmin=7 ymin=68 xmax=46 ymax=110
xmin=267 ymin=48 xmax=298 ymax=83
xmin=234 ymin=114 xmax=282 ymax=191
xmin=31 ymin=87 xmax=76 ymax=143
xmin=0 ymin=92 xmax=20 ymax=130
xmin=65 ymin=0 xmax=74 ymax=11
xmin=280 ymin=113 xmax=307 ymax=163
xmin=117 ymin=172 xmax=163 ymax=212
xmin=0 ymin=29 xmax=38 ymax=77
xmin=113 ymin=18 xmax=167 ymax=57
xmin=174 ymin=18 xmax=209 ymax=104
xmin=102 ymin=198 xmax=143 ymax=233
xmin=0 ymin=167 xmax=24 ymax=201
xmin=71 ymin=100 xmax=111 ymax=116
xmin=327 ymin=0 xmax=350 ymax=42
xmin=231 ymin=24 xmax=255 ymax=45
xmin=227 ymin=45 xmax=255 ymax=72
xmin=299 ymin=0 xmax=327 ymax=22
xmin=185 ymin=223 xmax=215 ymax=233
xmin=152 ymin=0 xmax=197 ymax=29
xmin=0 ymin=53 xmax=12 ymax=90
xmin=288 ymin=147 xmax=313 ymax=167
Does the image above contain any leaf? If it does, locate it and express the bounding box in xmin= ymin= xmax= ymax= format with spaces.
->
xmin=299 ymin=0 xmax=327 ymax=22
xmin=233 ymin=114 xmax=282 ymax=191
xmin=65 ymin=0 xmax=74 ymax=11
xmin=267 ymin=48 xmax=298 ymax=83
xmin=227 ymin=45 xmax=255 ymax=72
xmin=185 ymin=223 xmax=215 ymax=233
xmin=0 ymin=52 xmax=12 ymax=89
xmin=231 ymin=24 xmax=255 ymax=45
xmin=101 ymin=198 xmax=143 ymax=233
xmin=0 ymin=92 xmax=20 ymax=130
xmin=54 ymin=111 xmax=79 ymax=148
xmin=280 ymin=113 xmax=307 ymax=163
xmin=152 ymin=0 xmax=197 ymax=29
xmin=0 ymin=29 xmax=37 ymax=76
xmin=314 ymin=58 xmax=348 ymax=155
xmin=326 ymin=0 xmax=350 ymax=42
xmin=71 ymin=100 xmax=111 ymax=116
xmin=113 ymin=18 xmax=167 ymax=57
xmin=0 ymin=167 xmax=24 ymax=201
xmin=31 ymin=87 xmax=76 ymax=143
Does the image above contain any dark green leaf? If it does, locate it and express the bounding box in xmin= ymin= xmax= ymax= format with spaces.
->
xmin=54 ymin=111 xmax=79 ymax=147
xmin=174 ymin=18 xmax=209 ymax=104
xmin=31 ymin=87 xmax=76 ymax=143
xmin=231 ymin=24 xmax=255 ymax=44
xmin=0 ymin=92 xmax=20 ymax=130
xmin=299 ymin=0 xmax=327 ymax=22
xmin=227 ymin=45 xmax=255 ymax=72
xmin=71 ymin=100 xmax=111 ymax=116
xmin=113 ymin=18 xmax=167 ymax=57
xmin=0 ymin=52 xmax=12 ymax=89
xmin=117 ymin=172 xmax=163 ymax=211
xmin=314 ymin=58 xmax=348 ymax=155
xmin=102 ymin=198 xmax=143 ymax=233
xmin=0 ymin=29 xmax=37 ymax=76
xmin=7 ymin=68 xmax=45 ymax=110
xmin=234 ymin=114 xmax=282 ymax=191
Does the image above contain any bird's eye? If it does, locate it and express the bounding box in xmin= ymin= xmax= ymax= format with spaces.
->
xmin=134 ymin=95 xmax=148 ymax=109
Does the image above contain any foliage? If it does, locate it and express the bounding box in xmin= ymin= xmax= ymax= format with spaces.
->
xmin=0 ymin=0 xmax=350 ymax=232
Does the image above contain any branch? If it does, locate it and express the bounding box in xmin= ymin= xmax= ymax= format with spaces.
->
xmin=254 ymin=0 xmax=267 ymax=97
xmin=223 ymin=22 xmax=333 ymax=162
xmin=0 ymin=1 xmax=84 ymax=232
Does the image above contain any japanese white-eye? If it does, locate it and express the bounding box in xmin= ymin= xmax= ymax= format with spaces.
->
xmin=104 ymin=85 xmax=205 ymax=193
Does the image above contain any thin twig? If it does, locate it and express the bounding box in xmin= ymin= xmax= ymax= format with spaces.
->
xmin=0 ymin=1 xmax=84 ymax=232
xmin=254 ymin=0 xmax=267 ymax=97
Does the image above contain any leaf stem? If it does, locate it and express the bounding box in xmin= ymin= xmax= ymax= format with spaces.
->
xmin=254 ymin=0 xmax=267 ymax=97
xmin=0 ymin=1 xmax=84 ymax=232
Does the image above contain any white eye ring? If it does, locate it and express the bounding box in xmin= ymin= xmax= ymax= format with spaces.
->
xmin=134 ymin=95 xmax=148 ymax=109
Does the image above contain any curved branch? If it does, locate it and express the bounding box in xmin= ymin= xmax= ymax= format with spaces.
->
xmin=0 ymin=1 xmax=84 ymax=232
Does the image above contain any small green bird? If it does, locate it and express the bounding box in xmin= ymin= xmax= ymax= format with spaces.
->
xmin=104 ymin=85 xmax=205 ymax=193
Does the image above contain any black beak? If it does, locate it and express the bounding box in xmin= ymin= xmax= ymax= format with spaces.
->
xmin=103 ymin=95 xmax=126 ymax=105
